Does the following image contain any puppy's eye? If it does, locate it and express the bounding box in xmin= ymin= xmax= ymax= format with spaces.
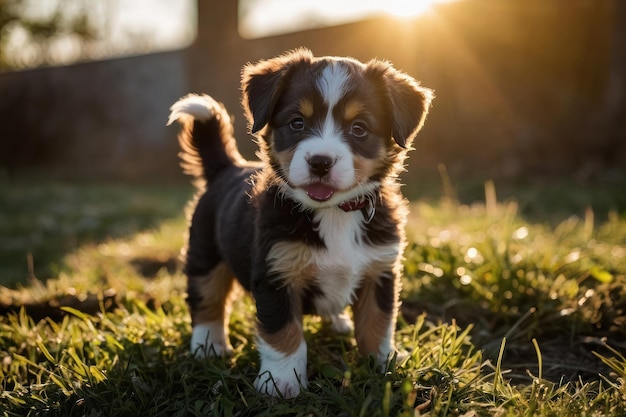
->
xmin=350 ymin=122 xmax=368 ymax=138
xmin=289 ymin=118 xmax=304 ymax=131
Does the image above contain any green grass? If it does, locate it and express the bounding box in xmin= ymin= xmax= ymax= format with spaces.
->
xmin=1 ymin=179 xmax=625 ymax=416
xmin=0 ymin=181 xmax=192 ymax=286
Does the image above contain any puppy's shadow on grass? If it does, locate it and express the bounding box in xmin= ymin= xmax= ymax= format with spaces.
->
xmin=0 ymin=181 xmax=193 ymax=321
xmin=0 ymin=181 xmax=192 ymax=287
xmin=130 ymin=256 xmax=179 ymax=278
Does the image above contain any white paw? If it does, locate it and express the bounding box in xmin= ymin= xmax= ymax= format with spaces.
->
xmin=255 ymin=370 xmax=306 ymax=399
xmin=395 ymin=349 xmax=410 ymax=364
xmin=255 ymin=337 xmax=307 ymax=398
xmin=190 ymin=322 xmax=233 ymax=358
xmin=377 ymin=348 xmax=409 ymax=370
xmin=329 ymin=312 xmax=354 ymax=334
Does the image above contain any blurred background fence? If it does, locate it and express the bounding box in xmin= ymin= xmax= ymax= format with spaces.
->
xmin=0 ymin=0 xmax=624 ymax=182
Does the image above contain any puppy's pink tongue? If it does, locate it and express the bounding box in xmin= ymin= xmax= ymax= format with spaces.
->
xmin=305 ymin=183 xmax=335 ymax=202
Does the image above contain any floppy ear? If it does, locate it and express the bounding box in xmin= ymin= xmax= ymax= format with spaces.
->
xmin=368 ymin=61 xmax=434 ymax=148
xmin=241 ymin=48 xmax=314 ymax=134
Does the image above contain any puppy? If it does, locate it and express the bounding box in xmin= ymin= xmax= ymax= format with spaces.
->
xmin=167 ymin=48 xmax=433 ymax=398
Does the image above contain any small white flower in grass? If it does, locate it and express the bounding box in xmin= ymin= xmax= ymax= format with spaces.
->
xmin=460 ymin=275 xmax=472 ymax=285
xmin=211 ymin=380 xmax=223 ymax=395
xmin=513 ymin=226 xmax=529 ymax=240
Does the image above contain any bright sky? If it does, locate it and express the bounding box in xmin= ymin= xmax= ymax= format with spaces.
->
xmin=239 ymin=0 xmax=457 ymax=38
xmin=2 ymin=0 xmax=195 ymax=68
xmin=109 ymin=0 xmax=452 ymax=43
xmin=5 ymin=0 xmax=456 ymax=68
xmin=105 ymin=0 xmax=457 ymax=49
xmin=106 ymin=0 xmax=196 ymax=50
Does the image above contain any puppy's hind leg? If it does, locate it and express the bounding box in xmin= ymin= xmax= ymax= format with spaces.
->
xmin=188 ymin=262 xmax=237 ymax=357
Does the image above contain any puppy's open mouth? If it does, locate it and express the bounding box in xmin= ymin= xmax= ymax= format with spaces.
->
xmin=305 ymin=183 xmax=336 ymax=202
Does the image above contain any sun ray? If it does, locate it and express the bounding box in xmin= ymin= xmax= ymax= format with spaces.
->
xmin=383 ymin=0 xmax=463 ymax=18
xmin=383 ymin=0 xmax=433 ymax=18
xmin=239 ymin=0 xmax=464 ymax=39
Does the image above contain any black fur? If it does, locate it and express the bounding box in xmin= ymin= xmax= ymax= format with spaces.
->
xmin=170 ymin=48 xmax=433 ymax=398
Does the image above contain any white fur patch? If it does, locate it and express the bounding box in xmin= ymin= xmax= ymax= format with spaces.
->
xmin=255 ymin=337 xmax=308 ymax=398
xmin=376 ymin=324 xmax=396 ymax=366
xmin=190 ymin=321 xmax=233 ymax=357
xmin=288 ymin=134 xmax=355 ymax=191
xmin=317 ymin=63 xmax=350 ymax=108
xmin=310 ymin=209 xmax=400 ymax=317
xmin=167 ymin=94 xmax=222 ymax=125
xmin=285 ymin=111 xmax=380 ymax=209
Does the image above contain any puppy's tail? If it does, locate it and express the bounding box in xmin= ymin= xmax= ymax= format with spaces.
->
xmin=167 ymin=94 xmax=245 ymax=185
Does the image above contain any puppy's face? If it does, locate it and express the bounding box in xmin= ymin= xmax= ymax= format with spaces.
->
xmin=243 ymin=49 xmax=433 ymax=209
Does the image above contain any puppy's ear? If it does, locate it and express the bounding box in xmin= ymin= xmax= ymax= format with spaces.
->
xmin=368 ymin=61 xmax=434 ymax=149
xmin=242 ymin=48 xmax=314 ymax=134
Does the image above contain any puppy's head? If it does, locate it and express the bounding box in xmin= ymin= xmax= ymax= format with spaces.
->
xmin=242 ymin=48 xmax=433 ymax=209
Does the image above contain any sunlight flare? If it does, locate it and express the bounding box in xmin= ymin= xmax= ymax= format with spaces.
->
xmin=383 ymin=0 xmax=435 ymax=18
xmin=240 ymin=0 xmax=463 ymax=38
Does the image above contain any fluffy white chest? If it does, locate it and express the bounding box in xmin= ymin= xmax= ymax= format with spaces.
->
xmin=310 ymin=209 xmax=397 ymax=316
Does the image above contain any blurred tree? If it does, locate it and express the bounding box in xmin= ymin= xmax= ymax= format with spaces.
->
xmin=0 ymin=0 xmax=105 ymax=70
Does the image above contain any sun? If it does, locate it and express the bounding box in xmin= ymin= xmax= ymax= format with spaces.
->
xmin=239 ymin=0 xmax=464 ymax=39
xmin=383 ymin=0 xmax=455 ymax=18
xmin=384 ymin=0 xmax=431 ymax=18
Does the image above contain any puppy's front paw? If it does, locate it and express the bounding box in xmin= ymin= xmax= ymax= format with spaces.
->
xmin=255 ymin=337 xmax=307 ymax=398
xmin=254 ymin=369 xmax=306 ymax=399
xmin=190 ymin=322 xmax=233 ymax=358
xmin=377 ymin=348 xmax=409 ymax=370
xmin=394 ymin=349 xmax=410 ymax=364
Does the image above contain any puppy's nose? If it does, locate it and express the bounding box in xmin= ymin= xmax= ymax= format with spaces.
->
xmin=308 ymin=155 xmax=334 ymax=178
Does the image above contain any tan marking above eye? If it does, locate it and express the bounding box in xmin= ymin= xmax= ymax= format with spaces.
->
xmin=343 ymin=100 xmax=366 ymax=122
xmin=299 ymin=99 xmax=314 ymax=118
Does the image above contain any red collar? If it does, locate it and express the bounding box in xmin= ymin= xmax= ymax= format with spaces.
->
xmin=339 ymin=196 xmax=376 ymax=223
xmin=338 ymin=199 xmax=368 ymax=212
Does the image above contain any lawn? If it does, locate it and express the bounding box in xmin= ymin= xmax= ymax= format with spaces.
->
xmin=0 ymin=178 xmax=625 ymax=416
